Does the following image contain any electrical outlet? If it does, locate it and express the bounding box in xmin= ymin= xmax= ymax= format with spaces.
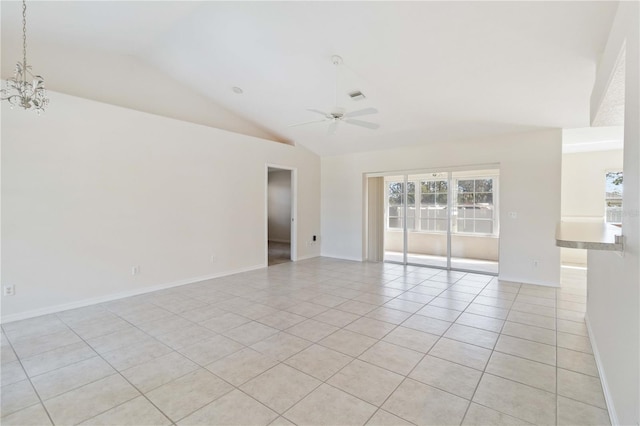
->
xmin=3 ymin=285 xmax=15 ymax=296
xmin=131 ymin=266 xmax=140 ymax=275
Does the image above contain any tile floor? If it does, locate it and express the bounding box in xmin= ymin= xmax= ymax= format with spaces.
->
xmin=1 ymin=259 xmax=609 ymax=425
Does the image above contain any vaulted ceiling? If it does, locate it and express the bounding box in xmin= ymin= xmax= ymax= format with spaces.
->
xmin=1 ymin=1 xmax=618 ymax=156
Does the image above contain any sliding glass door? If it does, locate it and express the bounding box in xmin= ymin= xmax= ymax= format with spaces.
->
xmin=382 ymin=169 xmax=499 ymax=274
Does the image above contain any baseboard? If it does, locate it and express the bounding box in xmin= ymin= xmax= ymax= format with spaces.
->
xmin=497 ymin=274 xmax=560 ymax=288
xmin=295 ymin=254 xmax=321 ymax=261
xmin=585 ymin=314 xmax=618 ymax=425
xmin=319 ymin=253 xmax=364 ymax=262
xmin=1 ymin=263 xmax=265 ymax=324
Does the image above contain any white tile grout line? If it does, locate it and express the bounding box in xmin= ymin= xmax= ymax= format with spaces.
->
xmin=1 ymin=261 xmax=602 ymax=426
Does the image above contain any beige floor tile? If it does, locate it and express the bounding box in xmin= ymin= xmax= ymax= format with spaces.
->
xmin=31 ymin=356 xmax=115 ymax=400
xmin=336 ymin=300 xmax=379 ymax=316
xmin=44 ymin=374 xmax=139 ymax=425
xmin=319 ymin=329 xmax=378 ymax=357
xmin=462 ymin=402 xmax=532 ymax=425
xmin=501 ymin=321 xmax=556 ymax=346
xmin=428 ymin=297 xmax=470 ymax=312
xmin=286 ymin=319 xmax=339 ymax=342
xmin=207 ymin=347 xmax=278 ymax=386
xmin=557 ymin=396 xmax=610 ymax=426
xmin=382 ymin=326 xmax=438 ymax=353
xmin=410 ymin=285 xmax=445 ymax=296
xmin=258 ymin=311 xmax=307 ymax=330
xmin=516 ymin=294 xmax=556 ymax=308
xmin=284 ymin=383 xmax=377 ymax=426
xmin=80 ymin=396 xmax=171 ymax=425
xmin=199 ymin=312 xmax=251 ymax=333
xmin=10 ymin=329 xmax=83 ymax=359
xmin=557 ymin=319 xmax=588 ymax=336
xmin=558 ymin=347 xmax=599 ymax=377
xmin=285 ymin=301 xmax=329 ymax=318
xmin=0 ymin=403 xmax=52 ymax=426
xmin=3 ymin=315 xmax=69 ymax=341
xmin=178 ymin=305 xmax=227 ymax=323
xmin=395 ymin=291 xmax=434 ymax=304
xmin=429 ymin=338 xmax=491 ymax=370
xmin=232 ymin=303 xmax=280 ymax=320
xmin=366 ymin=409 xmax=413 ymax=425
xmin=495 ymin=335 xmax=556 ymax=365
xmin=250 ymin=331 xmax=312 ymax=361
xmin=455 ymin=312 xmax=505 ymax=333
xmin=313 ymin=309 xmax=360 ymax=327
xmin=416 ymin=305 xmax=462 ymax=322
xmin=507 ymin=310 xmax=556 ymax=330
xmin=1 ymin=380 xmax=40 ymax=417
xmin=511 ymin=301 xmax=556 ymax=318
xmin=557 ymin=332 xmax=593 ymax=354
xmin=409 ymin=355 xmax=482 ymax=399
xmin=557 ymin=308 xmax=585 ymax=323
xmin=444 ymin=324 xmax=499 ymax=349
xmin=1 ymin=360 xmax=27 ymax=386
xmin=154 ymin=323 xmax=218 ymax=349
xmin=87 ymin=328 xmax=154 ymax=355
xmin=101 ymin=339 xmax=173 ymax=371
xmin=121 ymin=351 xmax=199 ymax=392
xmin=241 ymin=363 xmax=321 ymax=413
xmin=383 ymin=298 xmax=425 ymax=313
xmin=285 ymin=344 xmax=353 ymax=381
xmin=472 ymin=295 xmax=514 ymax=310
xmin=328 ymin=359 xmax=404 ymax=406
xmin=178 ymin=389 xmax=278 ymax=426
xmin=146 ymin=368 xmax=233 ymax=421
xmin=366 ymin=307 xmax=412 ymax=325
xmin=223 ymin=321 xmax=280 ymax=346
xmin=485 ymin=351 xmax=556 ymax=392
xmin=179 ymin=335 xmax=244 ymax=365
xmin=359 ymin=341 xmax=423 ymax=375
xmin=472 ymin=374 xmax=555 ymax=425
xmin=402 ymin=314 xmax=452 ymax=335
xmin=72 ymin=317 xmax=133 ymax=340
xmin=557 ymin=368 xmax=606 ymax=409
xmin=345 ymin=317 xmax=397 ymax=339
xmin=382 ymin=378 xmax=469 ymax=425
xmin=464 ymin=303 xmax=509 ymax=320
xmin=310 ymin=293 xmax=350 ymax=308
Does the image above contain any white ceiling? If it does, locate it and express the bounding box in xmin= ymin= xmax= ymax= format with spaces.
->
xmin=1 ymin=1 xmax=618 ymax=156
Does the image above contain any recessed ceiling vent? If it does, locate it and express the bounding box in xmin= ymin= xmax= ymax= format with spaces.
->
xmin=348 ymin=90 xmax=366 ymax=101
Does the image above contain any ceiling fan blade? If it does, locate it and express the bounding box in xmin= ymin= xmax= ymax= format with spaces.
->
xmin=345 ymin=119 xmax=380 ymax=130
xmin=287 ymin=119 xmax=327 ymax=128
xmin=327 ymin=121 xmax=338 ymax=135
xmin=344 ymin=107 xmax=379 ymax=118
xmin=307 ymin=108 xmax=331 ymax=118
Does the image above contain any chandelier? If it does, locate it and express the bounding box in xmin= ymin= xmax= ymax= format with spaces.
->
xmin=1 ymin=0 xmax=49 ymax=113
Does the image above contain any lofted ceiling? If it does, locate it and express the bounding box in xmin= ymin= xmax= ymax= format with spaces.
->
xmin=1 ymin=1 xmax=618 ymax=156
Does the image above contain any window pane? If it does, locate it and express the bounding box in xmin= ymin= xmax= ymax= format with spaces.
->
xmin=475 ymin=220 xmax=493 ymax=234
xmin=436 ymin=207 xmax=448 ymax=219
xmin=420 ymin=218 xmax=431 ymax=231
xmin=457 ymin=193 xmax=474 ymax=204
xmin=437 ymin=181 xmax=448 ymax=192
xmin=407 ymin=182 xmax=415 ymax=204
xmin=475 ymin=179 xmax=493 ymax=192
xmin=458 ymin=219 xmax=474 ymax=233
xmin=407 ymin=207 xmax=416 ymax=230
xmin=389 ymin=218 xmax=401 ymax=228
xmin=422 ymin=181 xmax=436 ymax=193
xmin=475 ymin=206 xmax=493 ymax=219
xmin=388 ymin=182 xmax=403 ymax=205
xmin=458 ymin=180 xmax=474 ymax=192
xmin=435 ymin=219 xmax=447 ymax=231
xmin=388 ymin=206 xmax=399 ymax=216
xmin=436 ymin=194 xmax=447 ymax=205
xmin=476 ymin=193 xmax=493 ymax=204
xmin=421 ymin=193 xmax=435 ymax=205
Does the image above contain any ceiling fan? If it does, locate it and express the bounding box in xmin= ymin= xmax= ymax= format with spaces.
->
xmin=288 ymin=55 xmax=380 ymax=135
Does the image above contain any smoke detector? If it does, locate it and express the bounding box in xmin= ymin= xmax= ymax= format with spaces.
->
xmin=348 ymin=90 xmax=366 ymax=101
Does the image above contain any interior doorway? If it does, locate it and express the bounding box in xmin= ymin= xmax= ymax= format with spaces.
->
xmin=267 ymin=166 xmax=295 ymax=266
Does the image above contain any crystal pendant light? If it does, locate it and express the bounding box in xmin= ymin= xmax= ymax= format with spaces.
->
xmin=1 ymin=0 xmax=49 ymax=113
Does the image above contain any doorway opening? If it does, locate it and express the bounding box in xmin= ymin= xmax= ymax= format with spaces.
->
xmin=367 ymin=167 xmax=500 ymax=275
xmin=267 ymin=166 xmax=296 ymax=266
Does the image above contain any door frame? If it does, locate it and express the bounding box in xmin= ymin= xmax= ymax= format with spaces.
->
xmin=265 ymin=164 xmax=297 ymax=266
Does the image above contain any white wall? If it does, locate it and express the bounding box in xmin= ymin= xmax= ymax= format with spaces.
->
xmin=586 ymin=2 xmax=639 ymax=424
xmin=321 ymin=129 xmax=562 ymax=286
xmin=560 ymin=149 xmax=623 ymax=265
xmin=268 ymin=170 xmax=292 ymax=243
xmin=1 ymin=91 xmax=321 ymax=322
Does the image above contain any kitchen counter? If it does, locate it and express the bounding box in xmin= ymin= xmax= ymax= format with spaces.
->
xmin=556 ymin=221 xmax=623 ymax=251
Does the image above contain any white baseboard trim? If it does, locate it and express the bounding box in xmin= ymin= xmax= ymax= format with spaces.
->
xmin=1 ymin=264 xmax=265 ymax=324
xmin=585 ymin=314 xmax=618 ymax=426
xmin=295 ymin=254 xmax=321 ymax=261
xmin=497 ymin=275 xmax=560 ymax=288
xmin=319 ymin=253 xmax=364 ymax=262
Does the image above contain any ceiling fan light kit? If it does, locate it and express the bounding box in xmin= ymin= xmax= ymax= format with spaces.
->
xmin=288 ymin=54 xmax=379 ymax=135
